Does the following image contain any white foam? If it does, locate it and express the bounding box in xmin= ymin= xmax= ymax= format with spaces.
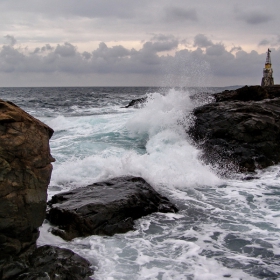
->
xmin=49 ymin=89 xmax=221 ymax=194
xmin=39 ymin=88 xmax=280 ymax=279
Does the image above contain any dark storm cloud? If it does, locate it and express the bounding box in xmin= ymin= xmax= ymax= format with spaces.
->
xmin=193 ymin=34 xmax=213 ymax=48
xmin=206 ymin=44 xmax=226 ymax=56
xmin=164 ymin=7 xmax=198 ymax=22
xmin=82 ymin=51 xmax=91 ymax=60
xmin=0 ymin=34 xmax=278 ymax=86
xmin=143 ymin=35 xmax=179 ymax=52
xmin=92 ymin=42 xmax=130 ymax=59
xmin=0 ymin=35 xmax=176 ymax=75
xmin=54 ymin=43 xmax=77 ymax=57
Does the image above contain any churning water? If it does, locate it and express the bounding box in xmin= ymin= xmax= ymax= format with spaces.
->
xmin=1 ymin=87 xmax=280 ymax=280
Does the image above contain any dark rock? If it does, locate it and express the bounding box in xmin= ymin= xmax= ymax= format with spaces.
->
xmin=214 ymin=85 xmax=280 ymax=102
xmin=46 ymin=176 xmax=178 ymax=240
xmin=1 ymin=259 xmax=28 ymax=280
xmin=214 ymin=85 xmax=269 ymax=102
xmin=124 ymin=97 xmax=147 ymax=108
xmin=16 ymin=245 xmax=93 ymax=280
xmin=189 ymin=86 xmax=280 ymax=173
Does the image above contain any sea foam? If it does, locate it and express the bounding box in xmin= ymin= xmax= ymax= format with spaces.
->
xmin=47 ymin=88 xmax=221 ymax=194
xmin=38 ymin=88 xmax=280 ymax=280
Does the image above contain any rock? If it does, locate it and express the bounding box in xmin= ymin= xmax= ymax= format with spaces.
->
xmin=16 ymin=245 xmax=93 ymax=280
xmin=214 ymin=85 xmax=280 ymax=102
xmin=189 ymin=86 xmax=280 ymax=173
xmin=0 ymin=100 xmax=93 ymax=280
xmin=46 ymin=176 xmax=178 ymax=240
xmin=0 ymin=100 xmax=55 ymax=269
xmin=124 ymin=97 xmax=147 ymax=108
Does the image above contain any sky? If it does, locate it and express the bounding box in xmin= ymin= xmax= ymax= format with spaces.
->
xmin=0 ymin=0 xmax=279 ymax=87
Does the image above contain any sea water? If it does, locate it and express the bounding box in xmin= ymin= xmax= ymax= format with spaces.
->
xmin=1 ymin=87 xmax=280 ymax=280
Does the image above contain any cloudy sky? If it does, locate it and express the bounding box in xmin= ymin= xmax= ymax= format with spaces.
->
xmin=0 ymin=0 xmax=279 ymax=87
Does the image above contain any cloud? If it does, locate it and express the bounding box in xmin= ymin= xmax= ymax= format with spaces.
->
xmin=236 ymin=10 xmax=272 ymax=25
xmin=258 ymin=39 xmax=270 ymax=46
xmin=143 ymin=34 xmax=179 ymax=52
xmin=0 ymin=0 xmax=145 ymax=19
xmin=206 ymin=44 xmax=226 ymax=56
xmin=41 ymin=44 xmax=53 ymax=52
xmin=229 ymin=46 xmax=242 ymax=53
xmin=164 ymin=7 xmax=198 ymax=22
xmin=193 ymin=34 xmax=213 ymax=48
xmin=4 ymin=35 xmax=17 ymax=46
xmin=0 ymin=34 xmax=279 ymax=86
xmin=54 ymin=42 xmax=77 ymax=57
xmin=82 ymin=51 xmax=91 ymax=60
xmin=92 ymin=42 xmax=130 ymax=59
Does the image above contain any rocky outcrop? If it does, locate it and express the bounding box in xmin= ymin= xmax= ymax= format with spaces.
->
xmin=213 ymin=85 xmax=280 ymax=102
xmin=189 ymin=86 xmax=280 ymax=173
xmin=0 ymin=100 xmax=93 ymax=279
xmin=47 ymin=176 xmax=178 ymax=240
xmin=124 ymin=97 xmax=147 ymax=108
xmin=15 ymin=245 xmax=92 ymax=280
xmin=0 ymin=100 xmax=54 ymax=263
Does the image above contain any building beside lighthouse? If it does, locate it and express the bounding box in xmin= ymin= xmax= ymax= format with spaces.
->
xmin=261 ymin=49 xmax=274 ymax=86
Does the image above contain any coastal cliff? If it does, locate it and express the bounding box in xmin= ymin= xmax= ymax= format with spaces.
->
xmin=189 ymin=86 xmax=280 ymax=173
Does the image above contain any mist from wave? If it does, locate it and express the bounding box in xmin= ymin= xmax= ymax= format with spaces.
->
xmin=29 ymin=86 xmax=280 ymax=280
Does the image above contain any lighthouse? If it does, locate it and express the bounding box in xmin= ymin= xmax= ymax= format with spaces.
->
xmin=261 ymin=48 xmax=274 ymax=86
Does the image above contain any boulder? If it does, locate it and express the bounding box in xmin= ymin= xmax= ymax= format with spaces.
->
xmin=15 ymin=245 xmax=93 ymax=280
xmin=0 ymin=100 xmax=94 ymax=279
xmin=0 ymin=100 xmax=54 ymax=265
xmin=189 ymin=86 xmax=280 ymax=173
xmin=46 ymin=176 xmax=178 ymax=240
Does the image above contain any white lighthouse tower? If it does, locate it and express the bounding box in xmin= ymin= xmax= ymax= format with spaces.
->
xmin=261 ymin=48 xmax=274 ymax=86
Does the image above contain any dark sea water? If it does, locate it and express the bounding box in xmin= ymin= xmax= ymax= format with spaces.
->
xmin=1 ymin=87 xmax=280 ymax=280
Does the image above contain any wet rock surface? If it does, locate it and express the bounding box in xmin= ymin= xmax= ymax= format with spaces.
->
xmin=0 ymin=100 xmax=55 ymax=275
xmin=47 ymin=176 xmax=178 ymax=240
xmin=214 ymin=85 xmax=280 ymax=102
xmin=189 ymin=86 xmax=280 ymax=173
xmin=124 ymin=97 xmax=147 ymax=108
xmin=15 ymin=245 xmax=93 ymax=280
xmin=0 ymin=99 xmax=93 ymax=279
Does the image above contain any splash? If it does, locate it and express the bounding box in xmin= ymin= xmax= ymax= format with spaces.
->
xmin=48 ymin=88 xmax=221 ymax=195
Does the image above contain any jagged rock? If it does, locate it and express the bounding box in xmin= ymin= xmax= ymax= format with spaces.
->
xmin=46 ymin=176 xmax=178 ymax=240
xmin=214 ymin=85 xmax=280 ymax=102
xmin=189 ymin=86 xmax=280 ymax=173
xmin=0 ymin=100 xmax=94 ymax=280
xmin=16 ymin=245 xmax=93 ymax=280
xmin=0 ymin=100 xmax=55 ymax=275
xmin=124 ymin=97 xmax=147 ymax=108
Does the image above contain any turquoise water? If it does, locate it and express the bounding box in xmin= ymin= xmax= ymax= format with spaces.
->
xmin=1 ymin=87 xmax=280 ymax=279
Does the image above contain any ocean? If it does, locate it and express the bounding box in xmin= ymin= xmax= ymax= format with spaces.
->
xmin=1 ymin=87 xmax=280 ymax=280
